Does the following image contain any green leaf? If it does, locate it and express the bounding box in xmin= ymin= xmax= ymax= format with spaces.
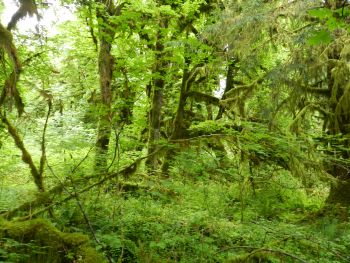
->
xmin=308 ymin=9 xmax=332 ymax=19
xmin=326 ymin=17 xmax=345 ymax=30
xmin=307 ymin=30 xmax=332 ymax=45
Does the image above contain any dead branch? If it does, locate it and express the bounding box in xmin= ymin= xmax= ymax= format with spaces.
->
xmin=39 ymin=101 xmax=51 ymax=177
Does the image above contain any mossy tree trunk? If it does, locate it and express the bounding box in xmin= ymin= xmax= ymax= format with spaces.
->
xmin=322 ymin=22 xmax=350 ymax=206
xmin=146 ymin=19 xmax=168 ymax=172
xmin=94 ymin=2 xmax=121 ymax=172
xmin=161 ymin=50 xmax=202 ymax=173
xmin=216 ymin=57 xmax=237 ymax=120
xmin=171 ymin=57 xmax=191 ymax=141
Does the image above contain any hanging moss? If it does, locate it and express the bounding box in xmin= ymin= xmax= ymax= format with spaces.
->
xmin=0 ymin=218 xmax=105 ymax=263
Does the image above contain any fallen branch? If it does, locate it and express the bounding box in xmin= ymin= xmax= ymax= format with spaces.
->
xmin=218 ymin=246 xmax=308 ymax=263
xmin=1 ymin=148 xmax=164 ymax=220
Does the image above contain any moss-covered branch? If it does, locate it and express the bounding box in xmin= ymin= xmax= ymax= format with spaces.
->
xmin=186 ymin=91 xmax=220 ymax=106
xmin=0 ymin=111 xmax=44 ymax=191
xmin=1 ymin=148 xmax=164 ymax=219
xmin=306 ymin=87 xmax=330 ymax=95
xmin=0 ymin=23 xmax=24 ymax=115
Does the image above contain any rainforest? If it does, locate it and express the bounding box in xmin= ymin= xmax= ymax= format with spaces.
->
xmin=0 ymin=0 xmax=350 ymax=262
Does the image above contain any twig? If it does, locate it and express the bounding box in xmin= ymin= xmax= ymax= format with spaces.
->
xmin=9 ymin=148 xmax=164 ymax=220
xmin=39 ymin=100 xmax=51 ymax=177
xmin=71 ymin=145 xmax=95 ymax=174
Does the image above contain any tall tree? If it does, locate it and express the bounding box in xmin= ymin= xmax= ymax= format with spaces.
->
xmin=94 ymin=1 xmax=123 ymax=171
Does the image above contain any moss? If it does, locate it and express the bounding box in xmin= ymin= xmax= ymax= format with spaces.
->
xmin=77 ymin=246 xmax=106 ymax=263
xmin=0 ymin=218 xmax=104 ymax=263
xmin=61 ymin=232 xmax=89 ymax=246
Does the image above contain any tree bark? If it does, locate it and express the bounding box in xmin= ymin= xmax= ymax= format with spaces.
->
xmin=146 ymin=19 xmax=168 ymax=172
xmin=94 ymin=3 xmax=119 ymax=172
xmin=324 ymin=37 xmax=350 ymax=206
xmin=216 ymin=58 xmax=236 ymax=120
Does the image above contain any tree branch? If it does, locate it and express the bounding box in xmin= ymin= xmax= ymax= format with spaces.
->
xmin=0 ymin=111 xmax=44 ymax=191
xmin=217 ymin=246 xmax=308 ymax=263
xmin=186 ymin=91 xmax=220 ymax=106
xmin=1 ymin=148 xmax=164 ymax=219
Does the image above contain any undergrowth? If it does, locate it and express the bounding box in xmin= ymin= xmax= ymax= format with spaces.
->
xmin=0 ymin=147 xmax=349 ymax=262
xmin=47 ymin=168 xmax=350 ymax=263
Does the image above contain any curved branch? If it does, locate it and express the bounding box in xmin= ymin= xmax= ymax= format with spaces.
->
xmin=7 ymin=0 xmax=38 ymax=31
xmin=0 ymin=111 xmax=44 ymax=191
xmin=186 ymin=91 xmax=220 ymax=106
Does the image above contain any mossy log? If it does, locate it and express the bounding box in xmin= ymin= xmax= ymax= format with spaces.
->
xmin=0 ymin=218 xmax=105 ymax=263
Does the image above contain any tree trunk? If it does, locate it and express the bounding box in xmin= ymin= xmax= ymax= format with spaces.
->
xmin=171 ymin=62 xmax=190 ymax=140
xmin=146 ymin=20 xmax=168 ymax=172
xmin=324 ymin=35 xmax=350 ymax=207
xmin=94 ymin=6 xmax=117 ymax=172
xmin=216 ymin=58 xmax=236 ymax=120
xmin=161 ymin=56 xmax=197 ymax=173
xmin=118 ymin=68 xmax=134 ymax=125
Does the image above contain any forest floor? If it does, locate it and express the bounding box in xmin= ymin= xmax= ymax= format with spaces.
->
xmin=0 ymin=168 xmax=349 ymax=262
xmin=54 ymin=172 xmax=350 ymax=262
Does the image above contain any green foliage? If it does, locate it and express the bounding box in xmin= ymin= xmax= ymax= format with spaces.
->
xmin=307 ymin=6 xmax=350 ymax=45
xmin=1 ymin=0 xmax=350 ymax=262
xmin=307 ymin=29 xmax=333 ymax=45
xmin=308 ymin=6 xmax=350 ymax=31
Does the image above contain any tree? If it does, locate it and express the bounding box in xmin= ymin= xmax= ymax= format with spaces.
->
xmin=212 ymin=0 xmax=350 ymax=205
